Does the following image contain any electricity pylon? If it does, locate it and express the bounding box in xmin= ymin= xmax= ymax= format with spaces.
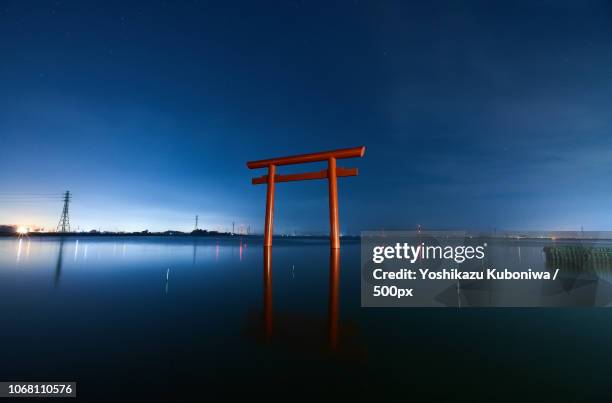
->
xmin=56 ymin=191 xmax=71 ymax=233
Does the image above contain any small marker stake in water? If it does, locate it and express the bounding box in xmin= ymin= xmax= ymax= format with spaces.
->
xmin=165 ymin=268 xmax=170 ymax=295
xmin=457 ymin=280 xmax=461 ymax=309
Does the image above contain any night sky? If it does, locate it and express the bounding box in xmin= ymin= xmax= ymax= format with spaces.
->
xmin=1 ymin=1 xmax=611 ymax=233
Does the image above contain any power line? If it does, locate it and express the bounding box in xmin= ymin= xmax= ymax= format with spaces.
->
xmin=0 ymin=193 xmax=65 ymax=197
xmin=0 ymin=197 xmax=65 ymax=202
xmin=0 ymin=195 xmax=64 ymax=198
xmin=0 ymin=198 xmax=64 ymax=201
xmin=0 ymin=192 xmax=63 ymax=196
xmin=0 ymin=200 xmax=64 ymax=203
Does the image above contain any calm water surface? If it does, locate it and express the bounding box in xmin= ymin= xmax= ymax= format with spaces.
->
xmin=1 ymin=236 xmax=611 ymax=401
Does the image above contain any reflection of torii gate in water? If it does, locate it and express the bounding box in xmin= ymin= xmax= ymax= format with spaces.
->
xmin=262 ymin=247 xmax=343 ymax=351
xmin=247 ymin=146 xmax=366 ymax=249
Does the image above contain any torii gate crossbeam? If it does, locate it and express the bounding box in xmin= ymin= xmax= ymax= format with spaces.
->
xmin=247 ymin=146 xmax=365 ymax=249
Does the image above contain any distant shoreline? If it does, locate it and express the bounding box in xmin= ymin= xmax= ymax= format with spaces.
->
xmin=0 ymin=232 xmax=611 ymax=241
xmin=0 ymin=232 xmax=361 ymax=240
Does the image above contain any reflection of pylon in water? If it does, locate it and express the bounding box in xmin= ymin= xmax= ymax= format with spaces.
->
xmin=56 ymin=191 xmax=71 ymax=233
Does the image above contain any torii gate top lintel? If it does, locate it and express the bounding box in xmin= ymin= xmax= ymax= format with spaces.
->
xmin=247 ymin=146 xmax=365 ymax=249
xmin=246 ymin=146 xmax=365 ymax=169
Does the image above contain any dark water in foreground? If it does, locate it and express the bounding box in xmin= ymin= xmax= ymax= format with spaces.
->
xmin=1 ymin=236 xmax=612 ymax=401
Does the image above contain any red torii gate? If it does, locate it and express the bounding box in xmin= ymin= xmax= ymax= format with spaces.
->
xmin=247 ymin=146 xmax=366 ymax=249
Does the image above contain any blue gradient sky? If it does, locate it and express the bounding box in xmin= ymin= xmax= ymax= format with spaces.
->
xmin=1 ymin=1 xmax=611 ymax=233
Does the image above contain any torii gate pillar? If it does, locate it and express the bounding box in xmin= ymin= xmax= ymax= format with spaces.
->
xmin=328 ymin=157 xmax=340 ymax=249
xmin=264 ymin=164 xmax=276 ymax=247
